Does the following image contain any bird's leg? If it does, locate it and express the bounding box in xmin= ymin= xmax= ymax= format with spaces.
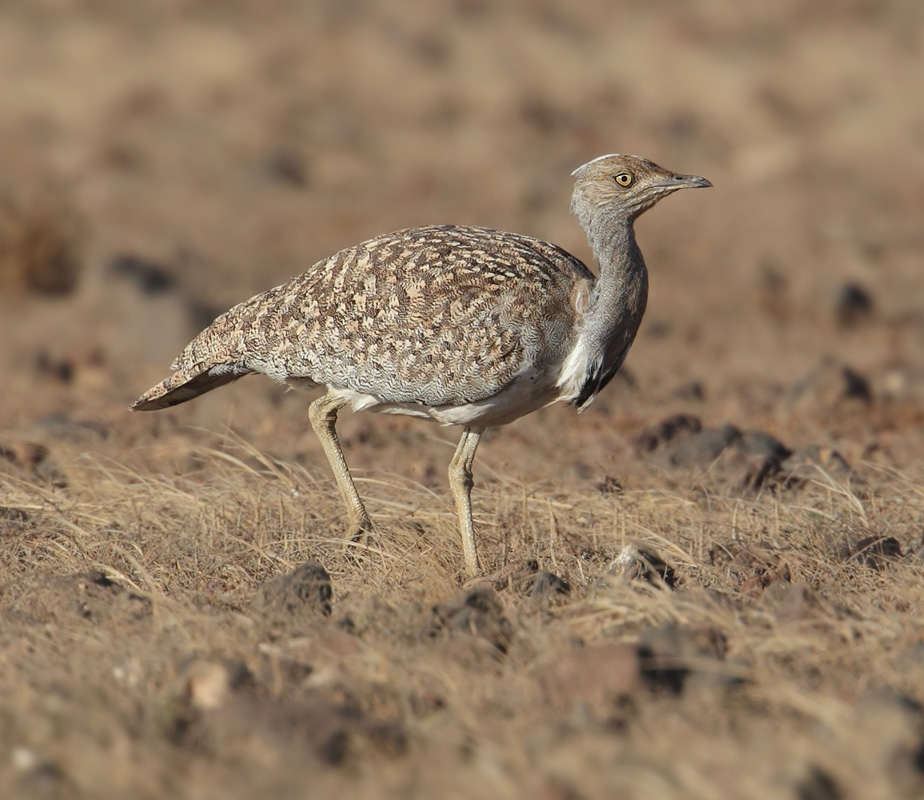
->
xmin=448 ymin=427 xmax=484 ymax=578
xmin=308 ymin=393 xmax=372 ymax=540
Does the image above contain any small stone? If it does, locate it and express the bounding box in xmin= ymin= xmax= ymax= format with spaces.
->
xmin=833 ymin=282 xmax=873 ymax=328
xmin=608 ymin=544 xmax=676 ymax=589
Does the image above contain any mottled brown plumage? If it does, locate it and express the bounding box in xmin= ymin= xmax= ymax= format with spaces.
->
xmin=137 ymin=226 xmax=585 ymax=420
xmin=133 ymin=154 xmax=711 ymax=577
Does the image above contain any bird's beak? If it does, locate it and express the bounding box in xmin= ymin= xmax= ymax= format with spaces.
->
xmin=656 ymin=173 xmax=712 ymax=190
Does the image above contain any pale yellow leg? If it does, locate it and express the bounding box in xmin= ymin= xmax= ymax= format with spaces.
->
xmin=308 ymin=393 xmax=372 ymax=539
xmin=448 ymin=427 xmax=484 ymax=578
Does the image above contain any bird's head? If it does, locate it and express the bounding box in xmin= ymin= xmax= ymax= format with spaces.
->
xmin=570 ymin=154 xmax=711 ymax=223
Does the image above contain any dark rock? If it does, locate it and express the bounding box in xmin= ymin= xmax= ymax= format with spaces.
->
xmin=106 ymin=253 xmax=177 ymax=295
xmin=366 ymin=721 xmax=409 ymax=757
xmin=522 ymin=571 xmax=572 ymax=605
xmin=637 ymin=624 xmax=729 ymax=695
xmin=797 ymin=766 xmax=842 ymax=800
xmin=833 ymin=282 xmax=873 ymax=328
xmin=667 ymin=423 xmax=741 ymax=467
xmin=636 ymin=417 xmax=805 ymax=492
xmin=595 ymin=475 xmax=624 ymax=495
xmin=673 ymin=380 xmax=706 ymax=401
xmin=736 ymin=431 xmax=792 ymax=461
xmin=0 ymin=506 xmax=29 ymax=523
xmin=851 ymin=536 xmax=903 ymax=570
xmin=0 ymin=441 xmax=50 ymax=471
xmin=785 ymin=360 xmax=873 ymax=413
xmin=608 ymin=544 xmax=676 ymax=589
xmin=430 ymin=587 xmax=514 ymax=654
xmin=259 ymin=149 xmax=308 ymax=188
xmin=633 ymin=413 xmax=702 ymax=455
xmin=252 ymin=562 xmax=333 ymax=619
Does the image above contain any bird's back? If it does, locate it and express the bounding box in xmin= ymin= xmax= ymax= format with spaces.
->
xmin=166 ymin=225 xmax=593 ymax=409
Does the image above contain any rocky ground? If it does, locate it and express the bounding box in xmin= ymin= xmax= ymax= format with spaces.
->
xmin=2 ymin=1 xmax=924 ymax=798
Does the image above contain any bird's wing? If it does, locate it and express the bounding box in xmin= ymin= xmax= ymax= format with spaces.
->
xmin=236 ymin=225 xmax=588 ymax=406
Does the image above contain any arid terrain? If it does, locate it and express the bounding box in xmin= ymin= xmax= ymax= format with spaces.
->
xmin=2 ymin=1 xmax=924 ymax=798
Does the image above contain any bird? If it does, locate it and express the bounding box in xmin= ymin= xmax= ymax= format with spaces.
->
xmin=131 ymin=154 xmax=711 ymax=578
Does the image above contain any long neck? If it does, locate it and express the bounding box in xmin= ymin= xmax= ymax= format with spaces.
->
xmin=580 ymin=204 xmax=649 ymax=359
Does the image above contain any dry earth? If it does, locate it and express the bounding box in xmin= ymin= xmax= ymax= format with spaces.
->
xmin=2 ymin=1 xmax=924 ymax=798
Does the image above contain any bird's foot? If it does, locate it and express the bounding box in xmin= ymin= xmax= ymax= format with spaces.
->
xmin=347 ymin=515 xmax=375 ymax=543
xmin=342 ymin=517 xmax=380 ymax=567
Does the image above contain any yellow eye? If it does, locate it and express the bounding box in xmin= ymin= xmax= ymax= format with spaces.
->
xmin=614 ymin=172 xmax=633 ymax=187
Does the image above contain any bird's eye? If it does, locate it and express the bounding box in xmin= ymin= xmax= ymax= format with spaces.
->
xmin=614 ymin=172 xmax=633 ymax=187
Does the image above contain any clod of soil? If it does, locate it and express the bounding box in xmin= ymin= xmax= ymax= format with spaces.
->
xmin=608 ymin=544 xmax=677 ymax=589
xmin=637 ymin=624 xmax=731 ymax=694
xmin=785 ymin=360 xmax=873 ymax=414
xmin=522 ymin=570 xmax=572 ymax=604
xmin=106 ymin=253 xmax=178 ymax=295
xmin=633 ymin=413 xmax=702 ymax=455
xmin=665 ymin=423 xmax=742 ymax=467
xmin=851 ymin=536 xmax=903 ymax=570
xmin=251 ymin=561 xmax=333 ymax=621
xmin=430 ymin=586 xmax=514 ymax=655
xmin=832 ymin=282 xmax=874 ymax=329
xmin=797 ymin=765 xmax=843 ymax=800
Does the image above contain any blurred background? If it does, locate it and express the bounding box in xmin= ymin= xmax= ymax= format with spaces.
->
xmin=1 ymin=0 xmax=923 ymax=482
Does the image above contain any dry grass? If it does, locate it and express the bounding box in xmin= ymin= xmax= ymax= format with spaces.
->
xmin=2 ymin=437 xmax=924 ymax=799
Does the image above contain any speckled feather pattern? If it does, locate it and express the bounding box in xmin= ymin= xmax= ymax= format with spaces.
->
xmin=136 ymin=224 xmax=593 ymax=409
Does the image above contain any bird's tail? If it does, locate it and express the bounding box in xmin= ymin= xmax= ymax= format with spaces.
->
xmin=130 ymin=362 xmax=250 ymax=411
xmin=130 ymin=314 xmax=253 ymax=411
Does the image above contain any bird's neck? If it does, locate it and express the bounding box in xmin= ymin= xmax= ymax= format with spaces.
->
xmin=556 ymin=203 xmax=649 ymax=408
xmin=582 ymin=208 xmax=648 ymax=351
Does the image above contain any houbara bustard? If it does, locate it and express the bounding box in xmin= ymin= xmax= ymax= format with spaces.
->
xmin=132 ymin=155 xmax=711 ymax=577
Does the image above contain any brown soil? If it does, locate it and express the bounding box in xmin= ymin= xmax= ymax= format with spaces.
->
xmin=2 ymin=1 xmax=924 ymax=798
